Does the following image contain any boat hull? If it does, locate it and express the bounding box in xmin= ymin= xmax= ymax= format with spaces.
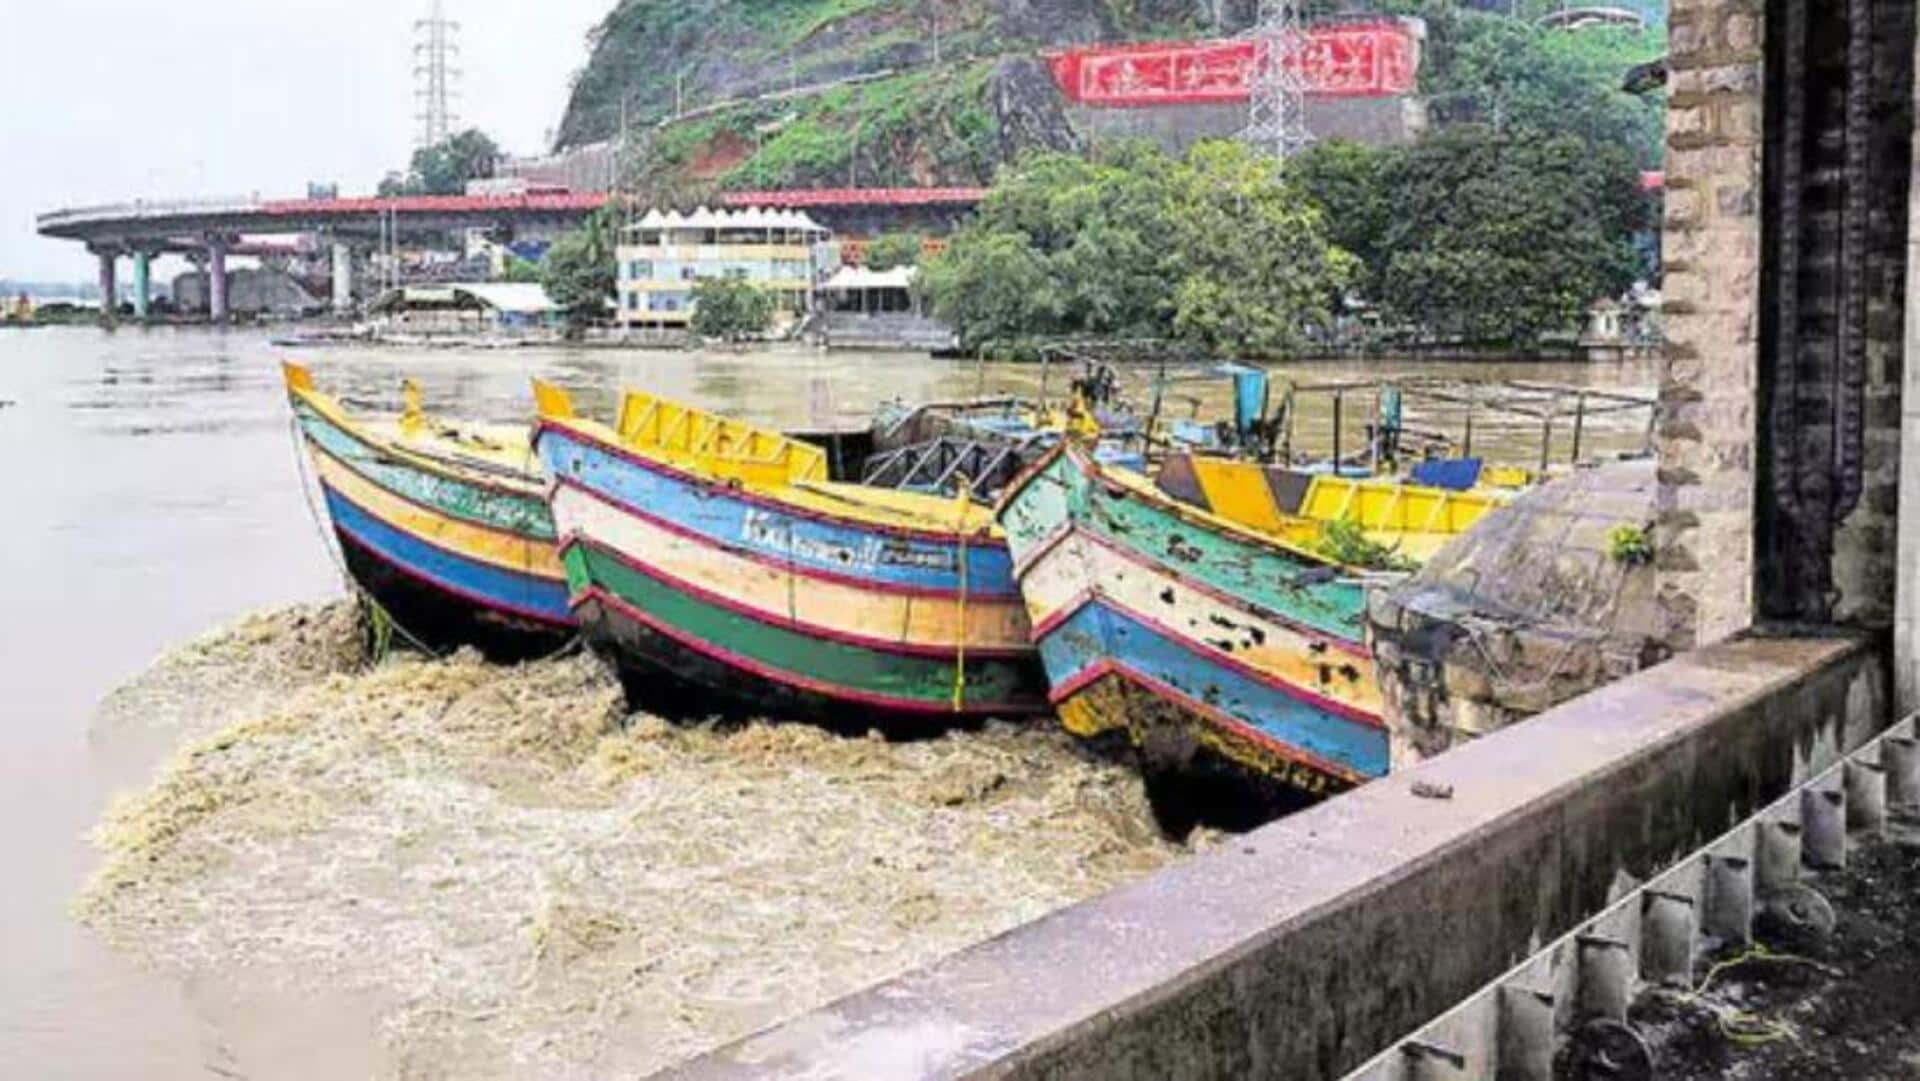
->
xmin=536 ymin=420 xmax=1050 ymax=730
xmin=998 ymin=443 xmax=1390 ymax=822
xmin=288 ymin=376 xmax=575 ymax=662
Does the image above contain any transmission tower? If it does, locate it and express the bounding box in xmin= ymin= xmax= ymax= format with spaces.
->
xmin=414 ymin=0 xmax=461 ymax=148
xmin=1245 ymin=0 xmax=1311 ymax=163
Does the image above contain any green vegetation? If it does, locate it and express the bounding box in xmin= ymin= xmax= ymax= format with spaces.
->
xmin=920 ymin=140 xmax=1350 ymax=356
xmin=1420 ymin=10 xmax=1666 ymax=168
xmin=863 ymin=232 xmax=924 ymax=271
xmin=690 ymin=277 xmax=776 ymax=340
xmin=1314 ymin=519 xmax=1417 ymax=573
xmin=378 ymin=129 xmax=502 ymax=196
xmin=541 ymin=209 xmax=620 ymax=335
xmin=1607 ymin=523 xmax=1654 ymax=566
xmin=1374 ymin=125 xmax=1646 ymax=345
xmin=502 ymin=255 xmax=545 ymax=284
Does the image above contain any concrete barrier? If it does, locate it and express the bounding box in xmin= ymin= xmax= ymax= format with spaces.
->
xmin=664 ymin=633 xmax=1887 ymax=1080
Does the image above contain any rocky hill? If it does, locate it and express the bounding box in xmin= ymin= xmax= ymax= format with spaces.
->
xmin=554 ymin=0 xmax=1262 ymax=194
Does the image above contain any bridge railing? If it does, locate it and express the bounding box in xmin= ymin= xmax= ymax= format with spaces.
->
xmin=36 ymin=195 xmax=264 ymax=230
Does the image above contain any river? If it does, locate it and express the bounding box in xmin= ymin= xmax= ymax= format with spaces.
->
xmin=0 ymin=326 xmax=1656 ymax=1079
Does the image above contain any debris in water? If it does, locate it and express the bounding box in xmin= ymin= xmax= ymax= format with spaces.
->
xmin=77 ymin=603 xmax=1184 ymax=1079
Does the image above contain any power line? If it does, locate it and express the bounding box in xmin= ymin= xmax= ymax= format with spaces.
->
xmin=1245 ymin=0 xmax=1312 ymax=163
xmin=414 ymin=0 xmax=461 ymax=148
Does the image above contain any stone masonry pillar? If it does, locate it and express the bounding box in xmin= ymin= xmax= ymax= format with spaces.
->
xmin=1652 ymin=0 xmax=1765 ymax=648
xmin=95 ymin=248 xmax=117 ymax=327
xmin=332 ymin=242 xmax=353 ymax=315
xmin=208 ymin=236 xmax=230 ymax=324
xmin=1894 ymin=19 xmax=1920 ymax=711
xmin=131 ymin=251 xmax=151 ymax=321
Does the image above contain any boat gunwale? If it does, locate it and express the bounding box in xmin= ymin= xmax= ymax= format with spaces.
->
xmin=286 ymin=374 xmax=544 ymax=502
xmin=1019 ymin=524 xmax=1370 ymax=656
xmin=558 ymin=533 xmax=1035 ymax=661
xmin=549 ymin=474 xmax=1023 ymax=602
xmin=535 ymin=416 xmax=1010 ymax=548
xmin=573 ymin=584 xmax=1046 ymax=718
xmin=999 ymin=440 xmax=1369 ymax=575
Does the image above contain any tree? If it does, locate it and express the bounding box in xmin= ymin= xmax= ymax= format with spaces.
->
xmin=919 ymin=231 xmax=1059 ymax=350
xmin=502 ymin=255 xmax=544 ymax=284
xmin=377 ymin=129 xmax=502 ymax=196
xmin=1421 ymin=11 xmax=1666 ymax=169
xmin=920 ymin=139 xmax=1351 ymax=356
xmin=690 ymin=277 xmax=775 ymax=341
xmin=1288 ymin=139 xmax=1396 ymax=299
xmin=541 ymin=209 xmax=618 ymax=335
xmin=1377 ymin=125 xmax=1645 ymax=345
xmin=863 ymin=232 xmax=924 ymax=271
xmin=1167 ymin=141 xmax=1355 ymax=355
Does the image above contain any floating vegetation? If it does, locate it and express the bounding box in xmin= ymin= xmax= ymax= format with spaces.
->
xmin=77 ymin=604 xmax=1182 ymax=1079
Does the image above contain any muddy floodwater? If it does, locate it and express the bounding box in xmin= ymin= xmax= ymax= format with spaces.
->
xmin=0 ymin=327 xmax=1656 ymax=1079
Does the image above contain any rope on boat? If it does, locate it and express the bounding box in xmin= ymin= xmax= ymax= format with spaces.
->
xmin=952 ymin=476 xmax=972 ymax=714
xmin=286 ymin=409 xmax=449 ymax=664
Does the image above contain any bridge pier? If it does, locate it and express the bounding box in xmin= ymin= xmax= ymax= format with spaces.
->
xmin=94 ymin=247 xmax=117 ymax=327
xmin=131 ymin=251 xmax=151 ymax=321
xmin=332 ymin=242 xmax=353 ymax=315
xmin=207 ymin=236 xmax=229 ymax=324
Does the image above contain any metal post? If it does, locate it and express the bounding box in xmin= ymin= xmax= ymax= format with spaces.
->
xmin=1332 ymin=389 xmax=1344 ymax=469
xmin=1462 ymin=385 xmax=1476 ymax=458
xmin=1570 ymin=391 xmax=1587 ymax=464
xmin=1538 ymin=410 xmax=1554 ymax=475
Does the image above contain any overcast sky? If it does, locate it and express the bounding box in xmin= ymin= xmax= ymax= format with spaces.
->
xmin=1 ymin=0 xmax=611 ymax=281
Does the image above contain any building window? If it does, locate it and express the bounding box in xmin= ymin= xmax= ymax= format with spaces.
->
xmin=627 ymin=260 xmax=652 ymax=279
xmin=681 ymin=266 xmax=699 ymax=281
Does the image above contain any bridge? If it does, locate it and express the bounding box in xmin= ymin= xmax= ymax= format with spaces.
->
xmin=34 ymin=187 xmax=985 ymax=322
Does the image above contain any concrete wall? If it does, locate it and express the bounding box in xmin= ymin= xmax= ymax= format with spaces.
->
xmin=171 ymin=267 xmax=320 ymax=316
xmin=666 ymin=635 xmax=1887 ymax=1081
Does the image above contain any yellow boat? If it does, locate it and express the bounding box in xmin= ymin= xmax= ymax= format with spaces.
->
xmin=1152 ymin=453 xmax=1508 ymax=567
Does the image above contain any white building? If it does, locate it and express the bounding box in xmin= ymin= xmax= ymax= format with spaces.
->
xmin=617 ymin=207 xmax=831 ymax=328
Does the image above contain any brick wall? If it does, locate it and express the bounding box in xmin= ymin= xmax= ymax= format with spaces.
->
xmin=1654 ymin=0 xmax=1766 ymax=646
xmin=1659 ymin=0 xmax=1915 ymax=644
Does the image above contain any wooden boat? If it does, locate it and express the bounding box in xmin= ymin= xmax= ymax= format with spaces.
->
xmin=1153 ymin=452 xmax=1507 ymax=566
xmin=530 ymin=381 xmax=1050 ymax=731
xmin=997 ymin=441 xmax=1406 ymax=828
xmin=283 ymin=363 xmax=575 ymax=660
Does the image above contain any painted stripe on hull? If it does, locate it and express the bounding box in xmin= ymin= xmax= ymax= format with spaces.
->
xmin=1018 ymin=529 xmax=1381 ymax=719
xmin=1000 ymin=450 xmax=1364 ymax=643
xmin=296 ymin=401 xmax=555 ymax=541
xmin=549 ymin=484 xmax=1032 ymax=656
xmin=565 ymin=541 xmax=1047 ymax=717
xmin=314 ymin=449 xmax=565 ymax=581
xmin=325 ymin=485 xmax=573 ymax=627
xmin=1034 ymin=598 xmax=1389 ymax=780
xmin=537 ymin=426 xmax=1015 ymax=597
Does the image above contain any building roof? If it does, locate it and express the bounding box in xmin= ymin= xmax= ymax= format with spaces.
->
xmin=821 ymin=265 xmax=917 ymax=292
xmin=631 ymin=206 xmax=828 ymax=233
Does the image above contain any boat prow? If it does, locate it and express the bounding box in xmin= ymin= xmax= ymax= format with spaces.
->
xmin=283 ymin=362 xmax=576 ymax=661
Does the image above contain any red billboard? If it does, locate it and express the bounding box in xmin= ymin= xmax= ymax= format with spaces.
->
xmin=1044 ymin=21 xmax=1421 ymax=107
